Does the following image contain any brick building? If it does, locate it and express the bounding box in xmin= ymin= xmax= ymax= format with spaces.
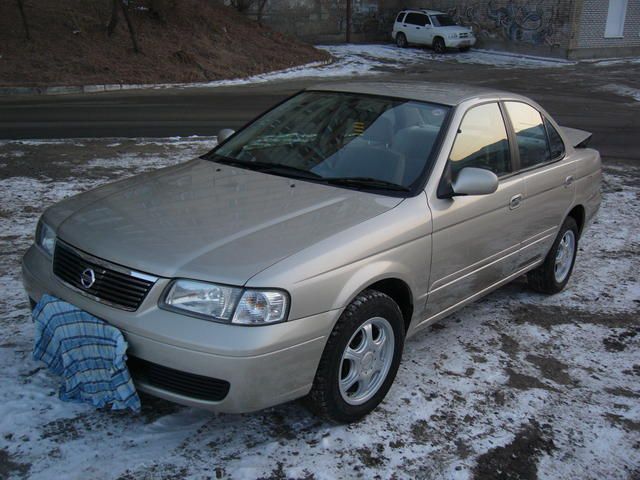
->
xmin=248 ymin=0 xmax=640 ymax=59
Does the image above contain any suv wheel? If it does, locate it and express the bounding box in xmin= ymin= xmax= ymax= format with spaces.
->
xmin=433 ymin=37 xmax=446 ymax=54
xmin=527 ymin=216 xmax=579 ymax=294
xmin=396 ymin=32 xmax=408 ymax=48
xmin=306 ymin=289 xmax=405 ymax=423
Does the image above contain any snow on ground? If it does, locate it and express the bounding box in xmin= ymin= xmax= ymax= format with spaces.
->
xmin=0 ymin=138 xmax=638 ymax=479
xmin=107 ymin=44 xmax=579 ymax=93
xmin=600 ymin=84 xmax=640 ymax=103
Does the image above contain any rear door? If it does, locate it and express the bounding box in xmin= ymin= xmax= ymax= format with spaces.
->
xmin=424 ymin=102 xmax=525 ymax=321
xmin=503 ymin=102 xmax=576 ymax=266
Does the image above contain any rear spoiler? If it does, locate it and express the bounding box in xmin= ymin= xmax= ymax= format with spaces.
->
xmin=561 ymin=127 xmax=592 ymax=149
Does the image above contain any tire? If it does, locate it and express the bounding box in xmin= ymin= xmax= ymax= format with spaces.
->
xmin=306 ymin=289 xmax=405 ymax=423
xmin=433 ymin=37 xmax=446 ymax=54
xmin=396 ymin=33 xmax=408 ymax=48
xmin=527 ymin=216 xmax=579 ymax=294
xmin=459 ymin=46 xmax=471 ymax=53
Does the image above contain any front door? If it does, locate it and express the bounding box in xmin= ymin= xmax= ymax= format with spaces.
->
xmin=423 ymin=102 xmax=525 ymax=323
xmin=403 ymin=12 xmax=430 ymax=45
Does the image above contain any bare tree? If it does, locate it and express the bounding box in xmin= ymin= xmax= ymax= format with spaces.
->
xmin=106 ymin=0 xmax=140 ymax=53
xmin=256 ymin=0 xmax=268 ymax=25
xmin=16 ymin=0 xmax=31 ymax=40
xmin=107 ymin=0 xmax=119 ymax=36
xmin=120 ymin=0 xmax=140 ymax=53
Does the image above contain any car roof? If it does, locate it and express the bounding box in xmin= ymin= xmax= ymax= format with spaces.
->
xmin=307 ymin=81 xmax=525 ymax=107
xmin=400 ymin=9 xmax=445 ymax=15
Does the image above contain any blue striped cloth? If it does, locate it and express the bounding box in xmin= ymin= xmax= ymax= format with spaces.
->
xmin=32 ymin=294 xmax=141 ymax=411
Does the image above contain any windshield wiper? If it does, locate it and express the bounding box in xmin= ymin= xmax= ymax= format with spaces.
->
xmin=208 ymin=155 xmax=322 ymax=180
xmin=323 ymin=177 xmax=410 ymax=192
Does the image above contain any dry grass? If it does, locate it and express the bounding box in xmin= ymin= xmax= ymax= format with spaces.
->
xmin=0 ymin=0 xmax=330 ymax=87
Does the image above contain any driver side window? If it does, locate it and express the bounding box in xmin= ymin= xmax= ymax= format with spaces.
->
xmin=448 ymin=103 xmax=511 ymax=178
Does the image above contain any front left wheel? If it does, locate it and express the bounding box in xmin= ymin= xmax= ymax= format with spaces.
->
xmin=306 ymin=289 xmax=405 ymax=423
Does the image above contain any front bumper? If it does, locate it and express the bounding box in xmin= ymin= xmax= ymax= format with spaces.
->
xmin=22 ymin=245 xmax=339 ymax=413
xmin=446 ymin=37 xmax=476 ymax=48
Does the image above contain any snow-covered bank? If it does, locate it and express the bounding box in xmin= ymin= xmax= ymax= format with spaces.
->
xmin=0 ymin=137 xmax=638 ymax=479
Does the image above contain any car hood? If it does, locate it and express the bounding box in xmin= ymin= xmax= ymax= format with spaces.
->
xmin=53 ymin=159 xmax=402 ymax=285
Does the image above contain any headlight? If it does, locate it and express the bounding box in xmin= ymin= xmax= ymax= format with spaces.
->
xmin=36 ymin=219 xmax=56 ymax=257
xmin=448 ymin=33 xmax=458 ymax=39
xmin=162 ymin=280 xmax=289 ymax=325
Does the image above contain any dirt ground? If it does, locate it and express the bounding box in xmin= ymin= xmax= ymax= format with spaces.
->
xmin=0 ymin=0 xmax=329 ymax=87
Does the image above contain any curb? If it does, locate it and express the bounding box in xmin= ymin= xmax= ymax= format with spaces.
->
xmin=0 ymin=83 xmax=148 ymax=96
xmin=0 ymin=58 xmax=334 ymax=97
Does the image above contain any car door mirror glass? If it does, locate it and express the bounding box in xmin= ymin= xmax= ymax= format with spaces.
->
xmin=217 ymin=128 xmax=235 ymax=143
xmin=452 ymin=167 xmax=499 ymax=196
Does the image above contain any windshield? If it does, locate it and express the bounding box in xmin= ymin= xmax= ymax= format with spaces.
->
xmin=206 ymin=91 xmax=449 ymax=193
xmin=431 ymin=14 xmax=457 ymax=27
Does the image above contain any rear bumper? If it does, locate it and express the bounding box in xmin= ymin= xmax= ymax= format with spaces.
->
xmin=22 ymin=244 xmax=339 ymax=413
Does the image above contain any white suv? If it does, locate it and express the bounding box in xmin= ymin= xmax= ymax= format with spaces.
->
xmin=392 ymin=9 xmax=476 ymax=53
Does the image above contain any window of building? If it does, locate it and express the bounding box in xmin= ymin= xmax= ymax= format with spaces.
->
xmin=604 ymin=0 xmax=628 ymax=38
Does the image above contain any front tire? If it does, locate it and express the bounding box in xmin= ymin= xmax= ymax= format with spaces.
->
xmin=307 ymin=290 xmax=405 ymax=423
xmin=527 ymin=217 xmax=579 ymax=294
xmin=396 ymin=33 xmax=408 ymax=48
xmin=433 ymin=37 xmax=446 ymax=54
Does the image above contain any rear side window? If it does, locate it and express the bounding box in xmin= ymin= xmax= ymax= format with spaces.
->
xmin=396 ymin=12 xmax=406 ymax=23
xmin=448 ymin=103 xmax=511 ymax=177
xmin=545 ymin=119 xmax=565 ymax=159
xmin=505 ymin=102 xmax=551 ymax=169
xmin=405 ymin=13 xmax=428 ymax=26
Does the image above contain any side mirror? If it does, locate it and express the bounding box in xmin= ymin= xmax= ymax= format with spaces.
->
xmin=452 ymin=167 xmax=498 ymax=196
xmin=217 ymin=128 xmax=235 ymax=144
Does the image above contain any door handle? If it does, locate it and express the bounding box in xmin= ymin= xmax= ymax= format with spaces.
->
xmin=509 ymin=194 xmax=523 ymax=210
xmin=564 ymin=175 xmax=574 ymax=187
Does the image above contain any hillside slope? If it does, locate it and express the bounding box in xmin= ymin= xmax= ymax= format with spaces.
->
xmin=0 ymin=0 xmax=330 ymax=87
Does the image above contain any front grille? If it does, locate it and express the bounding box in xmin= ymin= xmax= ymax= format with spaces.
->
xmin=53 ymin=241 xmax=156 ymax=311
xmin=127 ymin=356 xmax=230 ymax=402
xmin=459 ymin=32 xmax=469 ymax=38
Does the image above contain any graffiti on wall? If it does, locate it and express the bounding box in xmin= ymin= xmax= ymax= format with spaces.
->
xmin=447 ymin=0 xmax=567 ymax=47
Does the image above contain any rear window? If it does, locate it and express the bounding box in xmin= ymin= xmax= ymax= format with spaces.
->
xmin=405 ymin=13 xmax=428 ymax=26
xmin=396 ymin=12 xmax=406 ymax=23
xmin=545 ymin=119 xmax=565 ymax=159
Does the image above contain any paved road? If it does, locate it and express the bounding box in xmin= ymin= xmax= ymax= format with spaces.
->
xmin=1 ymin=59 xmax=638 ymax=162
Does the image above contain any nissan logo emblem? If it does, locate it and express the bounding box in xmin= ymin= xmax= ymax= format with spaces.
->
xmin=80 ymin=268 xmax=96 ymax=289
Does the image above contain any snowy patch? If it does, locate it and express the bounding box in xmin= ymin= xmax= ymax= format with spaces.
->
xmin=601 ymin=83 xmax=640 ymax=102
xmin=0 ymin=138 xmax=638 ymax=479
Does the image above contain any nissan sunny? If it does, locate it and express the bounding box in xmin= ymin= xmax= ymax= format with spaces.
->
xmin=22 ymin=82 xmax=602 ymax=422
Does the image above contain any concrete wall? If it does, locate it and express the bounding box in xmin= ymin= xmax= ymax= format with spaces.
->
xmin=404 ymin=0 xmax=574 ymax=57
xmin=569 ymin=0 xmax=640 ymax=59
xmin=248 ymin=0 xmax=640 ymax=58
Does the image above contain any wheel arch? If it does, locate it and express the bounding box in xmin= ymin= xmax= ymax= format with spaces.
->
xmin=567 ymin=204 xmax=586 ymax=237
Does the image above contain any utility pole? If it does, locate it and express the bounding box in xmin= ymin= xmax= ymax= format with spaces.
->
xmin=346 ymin=0 xmax=352 ymax=42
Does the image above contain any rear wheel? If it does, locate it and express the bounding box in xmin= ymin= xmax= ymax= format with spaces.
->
xmin=527 ymin=217 xmax=579 ymax=294
xmin=433 ymin=37 xmax=446 ymax=54
xmin=396 ymin=33 xmax=408 ymax=48
xmin=307 ymin=290 xmax=405 ymax=423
